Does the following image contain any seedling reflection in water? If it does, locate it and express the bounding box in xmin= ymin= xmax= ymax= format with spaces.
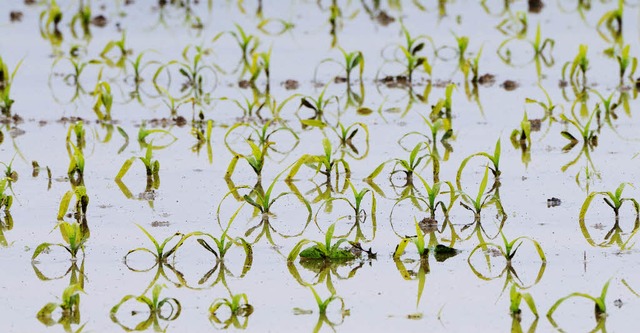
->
xmin=456 ymin=138 xmax=501 ymax=190
xmin=393 ymin=219 xmax=458 ymax=306
xmin=37 ymin=283 xmax=85 ymax=333
xmin=294 ymin=285 xmax=348 ymax=333
xmin=110 ymin=284 xmax=181 ymax=332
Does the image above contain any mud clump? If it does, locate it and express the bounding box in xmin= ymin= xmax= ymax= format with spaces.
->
xmin=547 ymin=197 xmax=561 ymax=208
xmin=376 ymin=11 xmax=395 ymax=26
xmin=501 ymin=80 xmax=519 ymax=91
xmin=529 ymin=119 xmax=542 ymax=132
xmin=282 ymin=79 xmax=299 ymax=90
xmin=528 ymin=0 xmax=544 ymax=13
xmin=10 ymin=11 xmax=23 ymax=22
xmin=478 ymin=73 xmax=496 ymax=86
xmin=91 ymin=15 xmax=108 ymax=27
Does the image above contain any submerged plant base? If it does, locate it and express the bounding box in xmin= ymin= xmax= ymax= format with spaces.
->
xmin=299 ymin=245 xmax=355 ymax=260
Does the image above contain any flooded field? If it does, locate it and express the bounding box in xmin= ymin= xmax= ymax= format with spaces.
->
xmin=1 ymin=0 xmax=640 ymax=332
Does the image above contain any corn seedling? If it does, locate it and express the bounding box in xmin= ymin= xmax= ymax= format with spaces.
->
xmin=314 ymin=181 xmax=377 ymax=242
xmin=209 ymin=293 xmax=254 ymax=329
xmin=547 ymin=280 xmax=610 ymax=323
xmin=562 ymin=44 xmax=589 ymax=87
xmin=37 ymin=283 xmax=85 ymax=332
xmin=559 ymin=104 xmax=599 ymax=152
xmin=509 ymin=284 xmax=538 ymax=320
xmin=525 ymin=84 xmax=560 ymax=126
xmin=153 ymin=45 xmax=217 ymax=100
xmin=367 ymin=142 xmax=429 ymax=187
xmin=397 ymin=23 xmax=433 ymax=83
xmin=468 ymin=231 xmax=546 ymax=292
xmin=287 ymin=138 xmax=350 ymax=184
xmin=288 ymin=223 xmax=356 ymax=261
xmin=92 ymin=81 xmax=114 ymax=122
xmin=137 ymin=122 xmax=177 ymax=150
xmin=39 ymin=0 xmax=63 ymax=32
xmin=315 ymin=48 xmax=364 ymax=85
xmin=616 ymin=45 xmax=637 ymax=84
xmin=229 ymin=24 xmax=260 ymax=68
xmin=246 ymin=47 xmax=272 ymax=92
xmin=298 ymin=85 xmax=340 ymax=128
xmin=116 ymin=144 xmax=161 ymax=192
xmin=226 ymin=139 xmax=270 ymax=182
xmin=456 ymin=138 xmax=501 ymax=191
xmin=0 ymin=178 xmax=13 ymax=212
xmin=0 ymin=56 xmax=23 ymax=117
xmin=415 ymin=174 xmax=458 ymax=219
xmin=57 ymin=186 xmax=89 ymax=221
xmin=429 ymin=83 xmax=456 ymax=122
xmin=510 ymin=112 xmax=532 ymax=166
xmin=458 ymin=165 xmax=505 ymax=221
xmin=124 ymin=224 xmax=188 ymax=266
xmin=32 ymin=219 xmax=90 ymax=262
xmin=110 ymin=284 xmax=181 ymax=332
xmin=308 ymin=285 xmax=344 ymax=316
xmin=329 ymin=121 xmax=369 ymax=158
xmin=580 ymin=183 xmax=639 ymax=221
xmin=191 ymin=119 xmax=213 ymax=163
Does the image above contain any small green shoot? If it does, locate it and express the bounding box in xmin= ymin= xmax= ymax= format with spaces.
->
xmin=287 ymin=138 xmax=351 ymax=183
xmin=0 ymin=56 xmax=23 ymax=117
xmin=580 ymin=183 xmax=639 ymax=220
xmin=110 ymin=284 xmax=181 ymax=332
xmin=32 ymin=219 xmax=91 ymax=261
xmin=209 ymin=293 xmax=253 ymax=329
xmin=547 ymin=280 xmax=610 ymax=321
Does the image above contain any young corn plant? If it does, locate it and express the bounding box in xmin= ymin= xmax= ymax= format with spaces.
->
xmin=37 ymin=283 xmax=85 ymax=332
xmin=124 ymin=224 xmax=187 ymax=266
xmin=209 ymin=293 xmax=254 ymax=330
xmin=32 ymin=219 xmax=91 ymax=262
xmin=580 ymin=183 xmax=639 ymax=221
xmin=116 ymin=144 xmax=161 ymax=191
xmin=397 ymin=23 xmax=433 ymax=83
xmin=57 ymin=186 xmax=89 ymax=221
xmin=287 ymin=138 xmax=351 ymax=184
xmin=510 ymin=112 xmax=532 ymax=166
xmin=456 ymin=138 xmax=502 ymax=190
xmin=92 ymin=81 xmax=114 ymax=122
xmin=366 ymin=142 xmax=430 ymax=187
xmin=0 ymin=56 xmax=23 ymax=117
xmin=209 ymin=293 xmax=253 ymax=329
xmin=153 ymin=45 xmax=217 ymax=101
xmin=0 ymin=178 xmax=12 ymax=212
xmin=468 ymin=232 xmax=546 ymax=292
xmin=547 ymin=280 xmax=610 ymax=324
xmin=246 ymin=48 xmax=272 ymax=93
xmin=332 ymin=121 xmax=369 ymax=158
xmin=562 ymin=44 xmax=589 ymax=87
xmin=225 ymin=140 xmax=269 ymax=182
xmin=67 ymin=142 xmax=85 ymax=185
xmin=458 ymin=166 xmax=505 ymax=222
xmin=315 ymin=48 xmax=364 ymax=85
xmin=110 ymin=284 xmax=181 ymax=332
xmin=297 ymin=85 xmax=340 ymax=128
xmin=415 ymin=174 xmax=458 ymax=220
xmin=229 ymin=24 xmax=260 ymax=68
xmin=616 ymin=45 xmax=637 ymax=85
xmin=559 ymin=104 xmax=599 ymax=152
xmin=314 ymin=181 xmax=377 ymax=242
xmin=288 ymin=223 xmax=356 ymax=261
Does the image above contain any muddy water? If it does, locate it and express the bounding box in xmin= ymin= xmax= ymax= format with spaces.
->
xmin=1 ymin=1 xmax=640 ymax=332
